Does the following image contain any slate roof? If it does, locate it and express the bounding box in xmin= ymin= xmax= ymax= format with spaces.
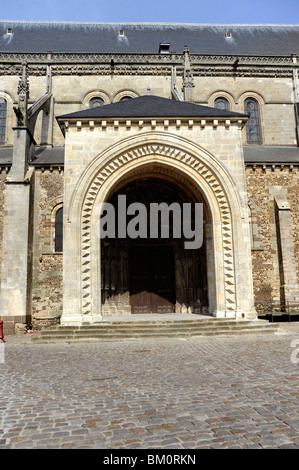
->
xmin=1 ymin=21 xmax=299 ymax=56
xmin=0 ymin=147 xmax=65 ymax=166
xmin=0 ymin=147 xmax=13 ymax=165
xmin=57 ymin=95 xmax=247 ymax=120
xmin=1 ymin=146 xmax=299 ymax=167
xmin=243 ymin=146 xmax=299 ymax=163
xmin=33 ymin=146 xmax=65 ymax=166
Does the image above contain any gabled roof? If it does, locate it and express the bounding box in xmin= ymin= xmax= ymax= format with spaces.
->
xmin=57 ymin=95 xmax=247 ymax=120
xmin=1 ymin=21 xmax=299 ymax=56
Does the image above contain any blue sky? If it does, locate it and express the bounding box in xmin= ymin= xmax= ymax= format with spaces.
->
xmin=1 ymin=0 xmax=299 ymax=23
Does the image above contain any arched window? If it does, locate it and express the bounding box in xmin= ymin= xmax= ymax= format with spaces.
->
xmin=55 ymin=207 xmax=63 ymax=252
xmin=0 ymin=98 xmax=7 ymax=145
xmin=214 ymin=97 xmax=229 ymax=111
xmin=244 ymin=98 xmax=262 ymax=145
xmin=89 ymin=97 xmax=104 ymax=108
xmin=119 ymin=96 xmax=133 ymax=102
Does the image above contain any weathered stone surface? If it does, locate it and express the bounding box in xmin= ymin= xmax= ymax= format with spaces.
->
xmin=245 ymin=168 xmax=299 ymax=304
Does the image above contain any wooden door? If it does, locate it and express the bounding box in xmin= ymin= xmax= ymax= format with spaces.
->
xmin=129 ymin=246 xmax=175 ymax=314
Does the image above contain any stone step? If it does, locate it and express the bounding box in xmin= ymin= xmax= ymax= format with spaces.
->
xmin=42 ymin=319 xmax=267 ymax=331
xmin=34 ymin=327 xmax=277 ymax=338
xmin=32 ymin=320 xmax=278 ymax=343
xmin=32 ymin=328 xmax=278 ymax=343
xmin=37 ymin=322 xmax=273 ymax=335
xmin=36 ymin=326 xmax=271 ymax=338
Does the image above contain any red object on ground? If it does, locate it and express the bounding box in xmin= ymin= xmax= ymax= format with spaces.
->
xmin=0 ymin=320 xmax=5 ymax=343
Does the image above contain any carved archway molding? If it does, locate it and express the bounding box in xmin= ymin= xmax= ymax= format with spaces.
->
xmin=62 ymin=132 xmax=251 ymax=323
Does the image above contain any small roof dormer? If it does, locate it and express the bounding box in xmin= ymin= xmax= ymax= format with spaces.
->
xmin=159 ymin=43 xmax=170 ymax=54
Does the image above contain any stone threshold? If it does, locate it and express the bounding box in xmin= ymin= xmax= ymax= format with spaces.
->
xmin=99 ymin=313 xmax=226 ymax=323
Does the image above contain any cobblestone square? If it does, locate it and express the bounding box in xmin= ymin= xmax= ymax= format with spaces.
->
xmin=1 ymin=324 xmax=299 ymax=449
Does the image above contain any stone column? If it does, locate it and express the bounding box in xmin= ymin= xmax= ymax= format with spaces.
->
xmin=274 ymin=195 xmax=299 ymax=303
xmin=0 ymin=127 xmax=34 ymax=335
xmin=182 ymin=47 xmax=194 ymax=103
xmin=0 ymin=63 xmax=37 ymax=334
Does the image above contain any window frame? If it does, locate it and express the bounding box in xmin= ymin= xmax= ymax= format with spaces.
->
xmin=214 ymin=96 xmax=230 ymax=111
xmin=54 ymin=206 xmax=63 ymax=253
xmin=89 ymin=97 xmax=105 ymax=108
xmin=244 ymin=97 xmax=262 ymax=145
xmin=0 ymin=98 xmax=7 ymax=145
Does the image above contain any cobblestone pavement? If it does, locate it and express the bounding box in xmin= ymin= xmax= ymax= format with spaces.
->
xmin=1 ymin=324 xmax=299 ymax=449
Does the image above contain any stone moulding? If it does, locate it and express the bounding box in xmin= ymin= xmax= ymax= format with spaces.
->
xmin=0 ymin=52 xmax=296 ymax=78
xmin=245 ymin=163 xmax=299 ymax=172
xmin=63 ymin=117 xmax=243 ymax=133
xmin=64 ymin=132 xmax=251 ymax=322
xmin=0 ymin=65 xmax=293 ymax=79
xmin=0 ymin=52 xmax=295 ymax=64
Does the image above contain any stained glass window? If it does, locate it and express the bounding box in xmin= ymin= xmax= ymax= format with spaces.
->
xmin=244 ymin=98 xmax=262 ymax=145
xmin=89 ymin=97 xmax=104 ymax=108
xmin=214 ymin=97 xmax=230 ymax=111
xmin=0 ymin=98 xmax=7 ymax=145
xmin=55 ymin=207 xmax=63 ymax=252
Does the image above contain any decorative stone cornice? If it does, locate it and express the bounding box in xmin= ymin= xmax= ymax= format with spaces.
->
xmin=59 ymin=117 xmax=246 ymax=135
xmin=193 ymin=67 xmax=293 ymax=78
xmin=190 ymin=54 xmax=295 ymax=65
xmin=245 ymin=162 xmax=299 ymax=172
xmin=0 ymin=51 xmax=295 ymax=65
xmin=0 ymin=52 xmax=297 ymax=78
xmin=0 ymin=64 xmax=293 ymax=79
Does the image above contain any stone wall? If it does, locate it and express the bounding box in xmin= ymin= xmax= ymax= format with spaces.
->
xmin=246 ymin=166 xmax=299 ymax=304
xmin=27 ymin=163 xmax=299 ymax=323
xmin=44 ymin=73 xmax=298 ymax=148
xmin=1 ymin=160 xmax=298 ymax=328
xmin=1 ymin=60 xmax=299 ymax=327
xmin=31 ymin=169 xmax=64 ymax=329
xmin=0 ymin=72 xmax=297 ymax=148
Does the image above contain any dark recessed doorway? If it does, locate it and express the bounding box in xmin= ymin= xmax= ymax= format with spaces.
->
xmin=101 ymin=175 xmax=208 ymax=316
xmin=129 ymin=245 xmax=175 ymax=314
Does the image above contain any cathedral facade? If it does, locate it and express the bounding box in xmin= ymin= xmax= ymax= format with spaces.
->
xmin=0 ymin=22 xmax=299 ymax=334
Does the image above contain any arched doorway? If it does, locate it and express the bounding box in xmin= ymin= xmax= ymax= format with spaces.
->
xmin=100 ymin=175 xmax=209 ymax=315
xmin=61 ymin=132 xmax=256 ymax=325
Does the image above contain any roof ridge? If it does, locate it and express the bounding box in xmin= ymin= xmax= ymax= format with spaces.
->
xmin=0 ymin=20 xmax=299 ymax=27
